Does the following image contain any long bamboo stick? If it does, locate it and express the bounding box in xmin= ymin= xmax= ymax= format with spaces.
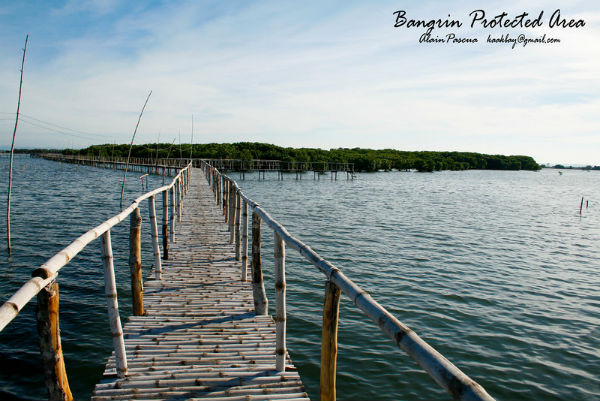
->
xmin=251 ymin=212 xmax=268 ymax=315
xmin=274 ymin=232 xmax=286 ymax=372
xmin=129 ymin=207 xmax=144 ymax=316
xmin=7 ymin=34 xmax=28 ymax=255
xmin=241 ymin=200 xmax=248 ymax=281
xmin=36 ymin=281 xmax=73 ymax=401
xmin=320 ymin=280 xmax=341 ymax=401
xmin=101 ymin=230 xmax=128 ymax=378
xmin=148 ymin=195 xmax=162 ymax=279
xmin=234 ymin=192 xmax=241 ymax=260
xmin=170 ymin=185 xmax=176 ymax=242
xmin=178 ymin=178 xmax=182 ymax=222
xmin=228 ymin=184 xmax=235 ymax=242
xmin=120 ymin=91 xmax=152 ymax=209
xmin=162 ymin=189 xmax=169 ymax=260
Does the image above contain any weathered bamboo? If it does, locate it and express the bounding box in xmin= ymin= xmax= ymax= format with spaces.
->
xmin=241 ymin=200 xmax=249 ymax=281
xmin=36 ymin=281 xmax=73 ymax=401
xmin=223 ymin=179 xmax=228 ymax=219
xmin=320 ymin=280 xmax=341 ymax=401
xmin=177 ymin=178 xmax=182 ymax=223
xmin=251 ymin=212 xmax=268 ymax=315
xmin=274 ymin=232 xmax=286 ymax=372
xmin=234 ymin=192 xmax=241 ymax=260
xmin=101 ymin=230 xmax=128 ymax=378
xmin=7 ymin=35 xmax=28 ymax=255
xmin=148 ymin=195 xmax=162 ymax=279
xmin=204 ymin=162 xmax=495 ymax=401
xmin=228 ymin=184 xmax=235 ymax=242
xmin=120 ymin=90 xmax=152 ymax=209
xmin=170 ymin=185 xmax=176 ymax=242
xmin=162 ymin=189 xmax=169 ymax=260
xmin=129 ymin=207 xmax=144 ymax=316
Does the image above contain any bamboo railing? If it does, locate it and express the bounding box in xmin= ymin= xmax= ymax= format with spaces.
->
xmin=201 ymin=161 xmax=496 ymax=401
xmin=0 ymin=162 xmax=192 ymax=400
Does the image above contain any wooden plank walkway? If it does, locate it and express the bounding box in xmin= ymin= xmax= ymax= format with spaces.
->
xmin=92 ymin=169 xmax=310 ymax=401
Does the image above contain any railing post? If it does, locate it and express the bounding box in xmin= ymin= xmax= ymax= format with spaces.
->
xmin=228 ymin=184 xmax=235 ymax=241
xmin=35 ymin=281 xmax=73 ymax=401
xmin=129 ymin=207 xmax=144 ymax=316
xmin=251 ymin=212 xmax=268 ymax=315
xmin=223 ymin=178 xmax=228 ymax=219
xmin=148 ymin=195 xmax=162 ymax=279
xmin=177 ymin=177 xmax=182 ymax=223
xmin=235 ymin=192 xmax=241 ymax=260
xmin=101 ymin=230 xmax=128 ymax=378
xmin=241 ymin=199 xmax=248 ymax=281
xmin=162 ymin=190 xmax=169 ymax=259
xmin=170 ymin=185 xmax=176 ymax=242
xmin=274 ymin=231 xmax=287 ymax=371
xmin=320 ymin=280 xmax=341 ymax=401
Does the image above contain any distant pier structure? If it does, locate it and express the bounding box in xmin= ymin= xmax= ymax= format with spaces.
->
xmin=34 ymin=154 xmax=356 ymax=180
xmin=204 ymin=159 xmax=356 ymax=180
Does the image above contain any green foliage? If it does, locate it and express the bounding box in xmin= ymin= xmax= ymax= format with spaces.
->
xmin=63 ymin=142 xmax=542 ymax=172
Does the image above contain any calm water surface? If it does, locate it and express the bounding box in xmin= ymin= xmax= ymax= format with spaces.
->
xmin=1 ymin=156 xmax=599 ymax=400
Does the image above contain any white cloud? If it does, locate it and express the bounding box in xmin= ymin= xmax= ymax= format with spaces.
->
xmin=0 ymin=1 xmax=598 ymax=163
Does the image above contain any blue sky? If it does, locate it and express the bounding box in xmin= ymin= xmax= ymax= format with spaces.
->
xmin=0 ymin=0 xmax=598 ymax=164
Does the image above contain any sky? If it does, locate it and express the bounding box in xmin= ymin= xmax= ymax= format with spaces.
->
xmin=0 ymin=0 xmax=598 ymax=165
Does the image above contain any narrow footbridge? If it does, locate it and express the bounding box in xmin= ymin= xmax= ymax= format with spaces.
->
xmin=0 ymin=161 xmax=495 ymax=401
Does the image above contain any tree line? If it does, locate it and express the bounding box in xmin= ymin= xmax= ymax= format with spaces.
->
xmin=60 ymin=142 xmax=543 ymax=172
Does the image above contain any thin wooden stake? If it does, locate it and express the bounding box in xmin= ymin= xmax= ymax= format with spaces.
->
xmin=251 ymin=212 xmax=268 ymax=315
xmin=320 ymin=280 xmax=342 ymax=401
xmin=229 ymin=184 xmax=235 ymax=242
xmin=36 ymin=281 xmax=73 ymax=401
xmin=177 ymin=178 xmax=182 ymax=223
xmin=162 ymin=190 xmax=169 ymax=259
xmin=170 ymin=185 xmax=176 ymax=242
xmin=120 ymin=90 xmax=152 ymax=209
xmin=580 ymin=197 xmax=584 ymax=215
xmin=129 ymin=207 xmax=144 ymax=316
xmin=235 ymin=192 xmax=241 ymax=260
xmin=7 ymin=34 xmax=28 ymax=255
xmin=274 ymin=232 xmax=286 ymax=372
xmin=101 ymin=230 xmax=128 ymax=378
xmin=148 ymin=195 xmax=162 ymax=279
xmin=241 ymin=200 xmax=248 ymax=281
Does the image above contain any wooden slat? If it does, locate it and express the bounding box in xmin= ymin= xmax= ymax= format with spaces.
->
xmin=93 ymin=168 xmax=309 ymax=401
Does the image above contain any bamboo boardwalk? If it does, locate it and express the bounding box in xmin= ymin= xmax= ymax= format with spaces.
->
xmin=92 ymin=169 xmax=309 ymax=401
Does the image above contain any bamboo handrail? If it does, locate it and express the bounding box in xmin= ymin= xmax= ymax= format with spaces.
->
xmin=202 ymin=161 xmax=495 ymax=401
xmin=0 ymin=162 xmax=191 ymax=331
xmin=0 ymin=160 xmax=191 ymax=397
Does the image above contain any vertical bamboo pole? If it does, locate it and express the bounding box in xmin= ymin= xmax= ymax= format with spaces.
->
xmin=274 ymin=232 xmax=287 ymax=371
xmin=241 ymin=200 xmax=248 ymax=281
xmin=148 ymin=196 xmax=162 ymax=279
xmin=217 ymin=174 xmax=221 ymax=206
xmin=129 ymin=207 xmax=144 ymax=316
xmin=177 ymin=178 xmax=182 ymax=223
xmin=320 ymin=280 xmax=342 ymax=401
xmin=228 ymin=184 xmax=235 ymax=242
xmin=36 ymin=281 xmax=73 ymax=401
xmin=101 ymin=230 xmax=128 ymax=378
xmin=162 ymin=190 xmax=169 ymax=259
xmin=120 ymin=91 xmax=152 ymax=209
xmin=7 ymin=35 xmax=28 ymax=255
xmin=170 ymin=185 xmax=176 ymax=242
xmin=235 ymin=192 xmax=241 ymax=260
xmin=251 ymin=212 xmax=268 ymax=315
xmin=223 ymin=179 xmax=229 ymax=220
